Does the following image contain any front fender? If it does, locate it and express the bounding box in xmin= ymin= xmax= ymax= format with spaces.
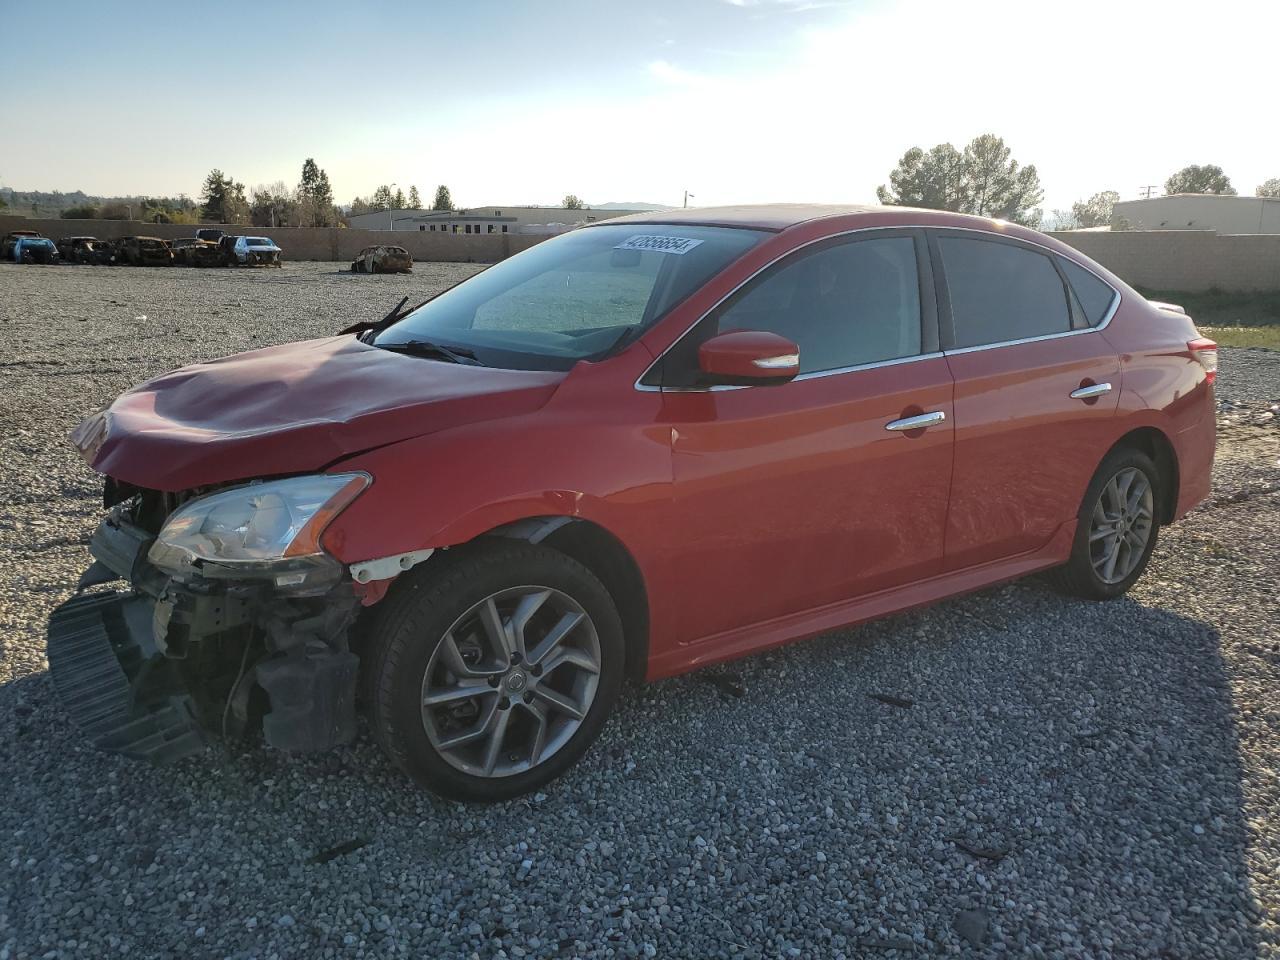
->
xmin=320 ymin=401 xmax=674 ymax=583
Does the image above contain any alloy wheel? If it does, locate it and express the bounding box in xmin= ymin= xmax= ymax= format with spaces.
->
xmin=420 ymin=586 xmax=601 ymax=778
xmin=1088 ymin=466 xmax=1154 ymax=584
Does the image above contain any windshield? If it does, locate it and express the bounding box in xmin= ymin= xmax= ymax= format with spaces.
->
xmin=248 ymin=238 xmax=274 ymax=246
xmin=372 ymin=223 xmax=766 ymax=370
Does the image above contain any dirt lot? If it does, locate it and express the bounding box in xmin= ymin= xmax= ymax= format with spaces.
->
xmin=1 ymin=261 xmax=1279 ymax=959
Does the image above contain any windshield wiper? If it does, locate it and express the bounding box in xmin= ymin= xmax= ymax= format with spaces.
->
xmin=377 ymin=339 xmax=484 ymax=365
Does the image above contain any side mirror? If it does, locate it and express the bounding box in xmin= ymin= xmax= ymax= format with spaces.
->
xmin=698 ymin=330 xmax=800 ymax=386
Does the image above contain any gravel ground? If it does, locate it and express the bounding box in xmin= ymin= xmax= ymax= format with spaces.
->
xmin=1 ymin=261 xmax=1278 ymax=960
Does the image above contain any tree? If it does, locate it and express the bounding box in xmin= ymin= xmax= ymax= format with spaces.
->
xmin=1164 ymin=164 xmax=1235 ymax=196
xmin=1070 ymin=190 xmax=1120 ymax=228
xmin=250 ymin=181 xmax=295 ymax=228
xmin=393 ymin=188 xmax=406 ymax=209
xmin=1046 ymin=209 xmax=1079 ymax=231
xmin=1256 ymin=178 xmax=1280 ymax=198
xmin=877 ymin=134 xmax=1043 ymax=225
xmin=875 ymin=143 xmax=967 ymax=212
xmin=199 ymin=169 xmax=248 ymax=223
xmin=62 ymin=204 xmax=100 ymax=219
xmin=563 ymin=194 xmax=584 ymax=210
xmin=408 ymin=185 xmax=422 ymax=208
xmin=371 ymin=184 xmax=393 ymax=208
xmin=433 ymin=185 xmax=453 ymax=211
xmin=294 ymin=158 xmax=337 ymax=227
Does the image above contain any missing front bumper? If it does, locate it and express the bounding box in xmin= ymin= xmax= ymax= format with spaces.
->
xmin=47 ymin=513 xmax=363 ymax=765
xmin=46 ymin=592 xmax=205 ymax=764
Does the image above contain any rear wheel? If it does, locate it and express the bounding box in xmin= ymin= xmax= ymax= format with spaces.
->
xmin=364 ymin=542 xmax=624 ymax=801
xmin=1049 ymin=448 xmax=1161 ymax=600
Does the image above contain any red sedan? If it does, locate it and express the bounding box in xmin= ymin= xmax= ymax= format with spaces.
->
xmin=50 ymin=205 xmax=1217 ymax=800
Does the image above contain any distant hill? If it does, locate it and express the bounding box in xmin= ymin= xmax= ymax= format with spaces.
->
xmin=0 ymin=186 xmax=194 ymax=220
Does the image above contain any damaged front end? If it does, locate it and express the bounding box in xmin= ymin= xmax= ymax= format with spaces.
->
xmin=47 ymin=473 xmax=379 ymax=765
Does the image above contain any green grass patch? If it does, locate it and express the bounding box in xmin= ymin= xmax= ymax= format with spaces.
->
xmin=1135 ymin=288 xmax=1280 ymax=328
xmin=1198 ymin=326 xmax=1280 ymax=351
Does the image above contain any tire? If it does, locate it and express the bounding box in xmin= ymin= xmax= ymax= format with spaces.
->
xmin=363 ymin=541 xmax=625 ymax=801
xmin=1048 ymin=447 xmax=1162 ymax=600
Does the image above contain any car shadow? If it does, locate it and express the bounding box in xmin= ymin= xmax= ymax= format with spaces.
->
xmin=0 ymin=580 xmax=1266 ymax=957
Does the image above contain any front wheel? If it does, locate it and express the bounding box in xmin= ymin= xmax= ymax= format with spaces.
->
xmin=1049 ymin=447 xmax=1161 ymax=600
xmin=363 ymin=542 xmax=624 ymax=801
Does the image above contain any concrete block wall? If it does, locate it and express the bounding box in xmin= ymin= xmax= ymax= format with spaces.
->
xmin=1048 ymin=230 xmax=1280 ymax=293
xmin=5 ymin=214 xmax=1280 ymax=292
xmin=0 ymin=215 xmax=547 ymax=264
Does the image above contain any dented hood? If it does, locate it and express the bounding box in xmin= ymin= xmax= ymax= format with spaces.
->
xmin=73 ymin=335 xmax=564 ymax=491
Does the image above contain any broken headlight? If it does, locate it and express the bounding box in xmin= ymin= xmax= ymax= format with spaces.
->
xmin=148 ymin=473 xmax=369 ymax=585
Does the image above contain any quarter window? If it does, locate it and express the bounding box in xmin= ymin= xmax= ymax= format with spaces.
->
xmin=1058 ymin=257 xmax=1117 ymax=326
xmin=677 ymin=236 xmax=923 ymax=379
xmin=938 ymin=237 xmax=1070 ymax=348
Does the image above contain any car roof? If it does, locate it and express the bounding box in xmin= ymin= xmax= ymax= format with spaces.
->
xmin=594 ymin=203 xmax=1033 ymax=234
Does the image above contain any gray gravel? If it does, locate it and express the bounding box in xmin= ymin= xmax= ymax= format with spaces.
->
xmin=1 ymin=261 xmax=1279 ymax=959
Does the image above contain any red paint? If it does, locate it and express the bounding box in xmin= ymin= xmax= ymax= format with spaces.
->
xmin=77 ymin=207 xmax=1218 ymax=682
xmin=697 ymin=330 xmax=799 ymax=381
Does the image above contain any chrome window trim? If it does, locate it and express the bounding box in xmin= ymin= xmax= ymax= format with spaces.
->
xmin=632 ymin=222 xmax=1122 ymax=393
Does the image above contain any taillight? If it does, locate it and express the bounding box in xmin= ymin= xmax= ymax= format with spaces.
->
xmin=1188 ymin=337 xmax=1218 ymax=385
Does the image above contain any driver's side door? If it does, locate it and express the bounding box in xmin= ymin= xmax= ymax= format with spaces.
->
xmin=653 ymin=231 xmax=955 ymax=644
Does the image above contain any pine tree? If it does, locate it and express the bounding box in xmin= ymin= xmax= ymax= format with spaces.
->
xmin=408 ymin=185 xmax=422 ymax=208
xmin=433 ymin=185 xmax=453 ymax=211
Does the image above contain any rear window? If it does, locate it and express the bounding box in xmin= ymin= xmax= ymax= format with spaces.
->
xmin=938 ymin=236 xmax=1070 ymax=349
xmin=1058 ymin=257 xmax=1117 ymax=326
xmin=248 ymin=238 xmax=273 ymax=246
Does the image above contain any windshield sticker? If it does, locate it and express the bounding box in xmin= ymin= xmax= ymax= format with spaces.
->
xmin=614 ymin=235 xmax=705 ymax=255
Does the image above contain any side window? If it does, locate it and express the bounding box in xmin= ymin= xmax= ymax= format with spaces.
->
xmin=938 ymin=237 xmax=1070 ymax=348
xmin=1058 ymin=257 xmax=1117 ymax=327
xmin=680 ymin=236 xmax=922 ymax=379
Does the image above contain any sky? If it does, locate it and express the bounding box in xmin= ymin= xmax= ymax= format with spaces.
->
xmin=1 ymin=0 xmax=1276 ymax=214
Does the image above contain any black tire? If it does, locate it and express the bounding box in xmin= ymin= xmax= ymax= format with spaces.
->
xmin=363 ymin=541 xmax=625 ymax=802
xmin=1047 ymin=447 xmax=1162 ymax=600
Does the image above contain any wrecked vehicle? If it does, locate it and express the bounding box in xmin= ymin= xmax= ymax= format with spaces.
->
xmin=195 ymin=228 xmax=225 ymax=244
xmin=170 ymin=238 xmax=222 ymax=268
xmin=49 ymin=206 xmax=1217 ymax=802
xmin=114 ymin=236 xmax=174 ymax=267
xmin=57 ymin=236 xmax=113 ymax=265
xmin=227 ymin=235 xmax=282 ymax=267
xmin=2 ymin=229 xmax=44 ymax=259
xmin=351 ymin=245 xmax=413 ymax=274
xmin=10 ymin=236 xmax=59 ymax=263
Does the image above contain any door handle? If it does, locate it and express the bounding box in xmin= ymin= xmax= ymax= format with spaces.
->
xmin=885 ymin=411 xmax=946 ymax=432
xmin=1070 ymin=382 xmax=1113 ymax=400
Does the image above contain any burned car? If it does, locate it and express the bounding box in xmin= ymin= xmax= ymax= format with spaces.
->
xmin=2 ymin=229 xmax=44 ymax=259
xmin=226 ymin=235 xmax=282 ymax=267
xmin=351 ymin=244 xmax=413 ymax=274
xmin=115 ymin=236 xmax=174 ymax=267
xmin=170 ymin=238 xmax=222 ymax=268
xmin=57 ymin=236 xmax=113 ymax=265
xmin=10 ymin=236 xmax=59 ymax=263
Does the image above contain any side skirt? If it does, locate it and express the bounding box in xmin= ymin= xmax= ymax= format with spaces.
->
xmin=645 ymin=522 xmax=1076 ymax=680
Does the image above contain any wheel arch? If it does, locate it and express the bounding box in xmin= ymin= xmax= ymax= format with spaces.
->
xmin=488 ymin=516 xmax=651 ymax=681
xmin=1107 ymin=426 xmax=1179 ymax=524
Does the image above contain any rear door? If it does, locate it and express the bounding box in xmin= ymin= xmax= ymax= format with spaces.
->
xmin=931 ymin=230 xmax=1121 ymax=570
xmin=654 ymin=230 xmax=956 ymax=643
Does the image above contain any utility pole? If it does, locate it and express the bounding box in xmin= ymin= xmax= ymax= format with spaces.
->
xmin=388 ymin=183 xmax=398 ymax=231
xmin=1138 ymin=185 xmax=1159 ymax=199
xmin=683 ymin=190 xmax=694 ymax=208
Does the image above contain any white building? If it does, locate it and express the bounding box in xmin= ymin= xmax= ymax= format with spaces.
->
xmin=1112 ymin=194 xmax=1280 ymax=234
xmin=346 ymin=205 xmax=638 ymax=235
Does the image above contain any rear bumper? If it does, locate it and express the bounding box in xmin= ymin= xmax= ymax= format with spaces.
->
xmin=46 ymin=514 xmax=361 ymax=765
